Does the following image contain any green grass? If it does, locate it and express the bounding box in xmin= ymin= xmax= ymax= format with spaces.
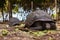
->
xmin=28 ymin=30 xmax=60 ymax=37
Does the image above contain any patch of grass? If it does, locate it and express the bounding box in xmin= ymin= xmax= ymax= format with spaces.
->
xmin=28 ymin=30 xmax=58 ymax=37
xmin=1 ymin=29 xmax=9 ymax=36
xmin=29 ymin=31 xmax=46 ymax=36
xmin=14 ymin=28 xmax=19 ymax=31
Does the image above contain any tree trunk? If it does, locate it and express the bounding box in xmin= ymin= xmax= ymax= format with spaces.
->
xmin=55 ymin=0 xmax=58 ymax=20
xmin=31 ymin=1 xmax=33 ymax=11
xmin=8 ymin=1 xmax=12 ymax=20
xmin=1 ymin=8 xmax=4 ymax=22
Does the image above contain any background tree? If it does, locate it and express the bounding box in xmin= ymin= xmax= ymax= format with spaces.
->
xmin=20 ymin=0 xmax=55 ymax=10
xmin=5 ymin=0 xmax=21 ymax=20
xmin=0 ymin=0 xmax=6 ymax=22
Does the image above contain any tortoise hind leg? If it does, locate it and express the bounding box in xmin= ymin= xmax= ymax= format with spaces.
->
xmin=45 ymin=21 xmax=56 ymax=30
xmin=45 ymin=23 xmax=51 ymax=30
xmin=50 ymin=23 xmax=56 ymax=30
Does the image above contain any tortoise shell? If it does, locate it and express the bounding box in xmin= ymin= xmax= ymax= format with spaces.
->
xmin=25 ymin=9 xmax=54 ymax=27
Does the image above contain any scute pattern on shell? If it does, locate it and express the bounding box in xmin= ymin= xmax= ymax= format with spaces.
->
xmin=25 ymin=9 xmax=53 ymax=27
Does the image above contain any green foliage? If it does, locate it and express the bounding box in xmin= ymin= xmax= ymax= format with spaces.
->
xmin=0 ymin=0 xmax=6 ymax=8
xmin=15 ymin=28 xmax=19 ymax=31
xmin=12 ymin=5 xmax=18 ymax=13
xmin=29 ymin=30 xmax=57 ymax=37
xmin=9 ymin=0 xmax=21 ymax=4
xmin=31 ymin=31 xmax=46 ymax=36
xmin=17 ymin=0 xmax=21 ymax=3
xmin=9 ymin=0 xmax=17 ymax=4
xmin=34 ymin=0 xmax=44 ymax=3
xmin=1 ymin=29 xmax=9 ymax=36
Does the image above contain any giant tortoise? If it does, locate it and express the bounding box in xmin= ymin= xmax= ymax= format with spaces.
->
xmin=8 ymin=17 xmax=20 ymax=26
xmin=24 ymin=9 xmax=56 ymax=30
